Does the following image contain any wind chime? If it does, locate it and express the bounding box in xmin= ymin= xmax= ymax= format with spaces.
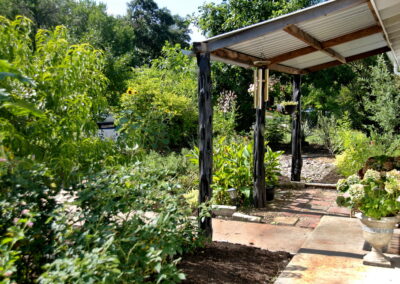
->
xmin=252 ymin=64 xmax=269 ymax=109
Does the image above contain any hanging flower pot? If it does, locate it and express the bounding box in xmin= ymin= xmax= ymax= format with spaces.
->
xmin=276 ymin=101 xmax=298 ymax=115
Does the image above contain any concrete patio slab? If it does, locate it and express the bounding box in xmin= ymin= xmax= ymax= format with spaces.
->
xmin=212 ymin=219 xmax=312 ymax=254
xmin=275 ymin=216 xmax=400 ymax=284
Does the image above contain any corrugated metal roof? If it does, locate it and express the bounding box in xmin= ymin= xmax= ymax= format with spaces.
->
xmin=198 ymin=0 xmax=400 ymax=74
xmin=297 ymin=3 xmax=374 ymax=40
xmin=228 ymin=30 xmax=308 ymax=59
xmin=373 ymin=0 xmax=400 ymax=67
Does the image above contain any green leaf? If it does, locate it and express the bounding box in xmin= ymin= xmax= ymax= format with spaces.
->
xmin=2 ymin=101 xmax=45 ymax=118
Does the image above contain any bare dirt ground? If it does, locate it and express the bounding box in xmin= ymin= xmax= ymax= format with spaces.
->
xmin=179 ymin=241 xmax=292 ymax=284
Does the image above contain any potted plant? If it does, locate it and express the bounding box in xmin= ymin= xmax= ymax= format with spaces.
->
xmin=336 ymin=170 xmax=400 ymax=267
xmin=276 ymin=101 xmax=298 ymax=115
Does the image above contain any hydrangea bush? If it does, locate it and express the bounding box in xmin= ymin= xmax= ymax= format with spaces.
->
xmin=336 ymin=169 xmax=400 ymax=219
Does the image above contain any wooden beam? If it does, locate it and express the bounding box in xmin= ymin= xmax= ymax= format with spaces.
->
xmin=212 ymin=48 xmax=260 ymax=66
xmin=270 ymin=63 xmax=307 ymax=75
xmin=253 ymin=68 xmax=267 ymax=207
xmin=367 ymin=1 xmax=381 ymax=26
xmin=269 ymin=46 xmax=316 ymax=65
xmin=196 ymin=52 xmax=213 ymax=238
xmin=367 ymin=0 xmax=395 ymax=65
xmin=269 ymin=25 xmax=382 ymax=64
xmin=305 ymin=46 xmax=390 ymax=72
xmin=291 ymin=75 xmax=302 ymax=182
xmin=283 ymin=24 xmax=346 ymax=63
xmin=211 ymin=48 xmax=307 ymax=74
xmin=322 ymin=25 xmax=382 ymax=48
xmin=206 ymin=0 xmax=368 ymax=52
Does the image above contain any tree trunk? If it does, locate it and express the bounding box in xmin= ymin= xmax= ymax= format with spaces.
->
xmin=197 ymin=52 xmax=213 ymax=238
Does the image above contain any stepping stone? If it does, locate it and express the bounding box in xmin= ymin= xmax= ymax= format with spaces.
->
xmin=273 ymin=216 xmax=299 ymax=226
xmin=211 ymin=205 xmax=237 ymax=217
xmin=232 ymin=212 xmax=262 ymax=223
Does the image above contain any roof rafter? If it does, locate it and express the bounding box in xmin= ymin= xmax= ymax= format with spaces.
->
xmin=211 ymin=48 xmax=307 ymax=74
xmin=283 ymin=24 xmax=346 ymax=63
xmin=269 ymin=25 xmax=382 ymax=64
xmin=305 ymin=46 xmax=390 ymax=72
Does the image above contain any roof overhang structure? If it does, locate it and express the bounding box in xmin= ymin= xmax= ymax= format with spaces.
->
xmin=193 ymin=0 xmax=400 ymax=74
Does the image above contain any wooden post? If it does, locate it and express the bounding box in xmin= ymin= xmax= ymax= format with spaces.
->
xmin=291 ymin=75 xmax=302 ymax=181
xmin=196 ymin=51 xmax=213 ymax=238
xmin=253 ymin=67 xmax=266 ymax=208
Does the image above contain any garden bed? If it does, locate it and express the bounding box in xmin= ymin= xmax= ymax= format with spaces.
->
xmin=178 ymin=241 xmax=292 ymax=284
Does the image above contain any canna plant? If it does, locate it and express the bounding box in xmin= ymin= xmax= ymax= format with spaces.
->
xmin=189 ymin=136 xmax=282 ymax=206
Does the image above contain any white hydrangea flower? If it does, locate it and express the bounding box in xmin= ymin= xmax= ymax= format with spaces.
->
xmin=386 ymin=169 xmax=400 ymax=181
xmin=348 ymin=184 xmax=364 ymax=202
xmin=363 ymin=169 xmax=381 ymax=181
xmin=347 ymin=174 xmax=361 ymax=185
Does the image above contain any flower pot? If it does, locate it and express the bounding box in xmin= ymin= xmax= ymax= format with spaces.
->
xmin=356 ymin=213 xmax=400 ymax=267
xmin=266 ymin=185 xmax=275 ymax=201
xmin=276 ymin=104 xmax=297 ymax=115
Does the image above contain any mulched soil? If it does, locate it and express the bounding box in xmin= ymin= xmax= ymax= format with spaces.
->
xmin=178 ymin=241 xmax=292 ymax=284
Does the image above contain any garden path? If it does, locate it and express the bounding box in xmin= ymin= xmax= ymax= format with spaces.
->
xmin=215 ymin=153 xmax=399 ymax=255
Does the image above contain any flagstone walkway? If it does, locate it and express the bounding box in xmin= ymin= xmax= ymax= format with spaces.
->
xmin=245 ymin=187 xmax=350 ymax=229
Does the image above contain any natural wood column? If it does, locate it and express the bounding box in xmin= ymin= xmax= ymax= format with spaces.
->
xmin=196 ymin=51 xmax=213 ymax=237
xmin=291 ymin=75 xmax=302 ymax=181
xmin=253 ymin=68 xmax=266 ymax=208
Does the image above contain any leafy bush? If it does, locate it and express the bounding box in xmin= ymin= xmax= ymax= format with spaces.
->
xmin=313 ymin=113 xmax=340 ymax=154
xmin=335 ymin=130 xmax=385 ymax=177
xmin=212 ymin=136 xmax=253 ymax=205
xmin=189 ymin=136 xmax=282 ymax=206
xmin=0 ymin=16 xmax=122 ymax=186
xmin=362 ymin=55 xmax=400 ymax=136
xmin=264 ymin=114 xmax=287 ymax=146
xmin=0 ymin=160 xmax=201 ymax=283
xmin=117 ymin=43 xmax=197 ymax=150
xmin=336 ymin=169 xmax=400 ymax=219
xmin=0 ymin=163 xmax=60 ymax=282
xmin=39 ymin=165 xmax=200 ymax=283
xmin=213 ymin=90 xmax=238 ymax=137
xmin=0 ymin=206 xmax=35 ymax=282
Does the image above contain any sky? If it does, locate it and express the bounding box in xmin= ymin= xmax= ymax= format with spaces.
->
xmin=97 ymin=0 xmax=222 ymax=42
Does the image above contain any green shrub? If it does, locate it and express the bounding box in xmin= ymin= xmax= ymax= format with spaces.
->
xmin=335 ymin=130 xmax=385 ymax=176
xmin=213 ymin=90 xmax=238 ymax=137
xmin=0 ymin=163 xmax=60 ymax=282
xmin=264 ymin=114 xmax=287 ymax=146
xmin=313 ymin=113 xmax=340 ymax=154
xmin=138 ymin=150 xmax=198 ymax=195
xmin=183 ymin=189 xmax=199 ymax=211
xmin=39 ymin=165 xmax=200 ymax=283
xmin=189 ymin=136 xmax=282 ymax=206
xmin=336 ymin=169 xmax=400 ymax=219
xmin=116 ymin=44 xmax=197 ymax=150
xmin=0 ymin=16 xmax=117 ymax=186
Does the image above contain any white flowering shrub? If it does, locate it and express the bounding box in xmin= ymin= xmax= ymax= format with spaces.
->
xmin=336 ymin=169 xmax=400 ymax=219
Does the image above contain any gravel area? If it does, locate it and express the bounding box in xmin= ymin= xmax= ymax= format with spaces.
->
xmin=279 ymin=154 xmax=343 ymax=184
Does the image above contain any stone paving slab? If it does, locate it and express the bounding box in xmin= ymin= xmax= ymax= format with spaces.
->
xmin=246 ymin=188 xmax=350 ymax=229
xmin=212 ymin=219 xmax=312 ymax=254
xmin=275 ymin=216 xmax=400 ymax=284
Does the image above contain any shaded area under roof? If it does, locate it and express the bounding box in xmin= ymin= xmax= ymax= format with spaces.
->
xmin=194 ymin=0 xmax=400 ymax=74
